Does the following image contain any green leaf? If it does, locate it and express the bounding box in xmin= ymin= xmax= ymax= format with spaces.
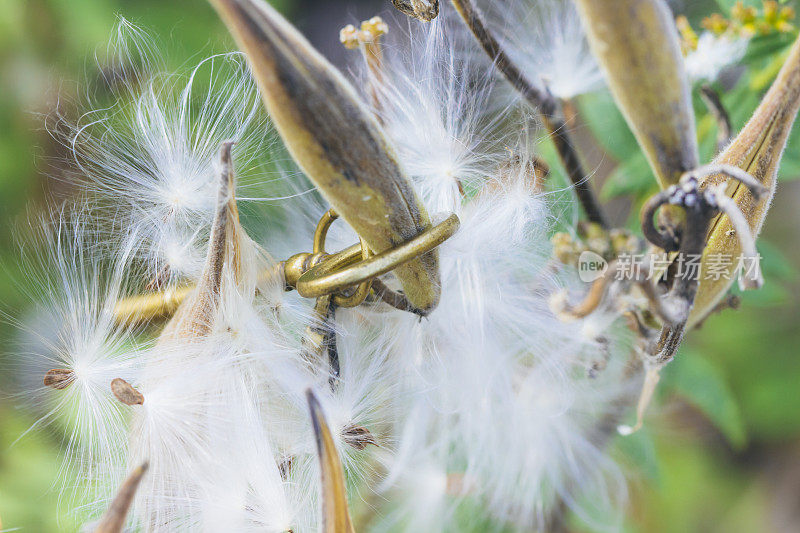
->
xmin=663 ymin=350 xmax=748 ymax=449
xmin=744 ymin=33 xmax=796 ymax=64
xmin=578 ymin=91 xmax=640 ymax=163
xmin=615 ymin=429 xmax=661 ymax=483
xmin=714 ymin=0 xmax=761 ymax=13
xmin=757 ymin=239 xmax=798 ymax=280
xmin=0 ymin=407 xmax=82 ymax=531
xmin=600 ymin=152 xmax=654 ymax=199
xmin=750 ymin=46 xmax=793 ymax=90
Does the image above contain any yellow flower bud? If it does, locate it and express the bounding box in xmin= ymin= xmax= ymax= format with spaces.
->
xmin=732 ymin=2 xmax=758 ymax=25
xmin=764 ymin=1 xmax=780 ymax=24
xmin=702 ymin=13 xmax=731 ymax=36
xmin=676 ymin=15 xmax=699 ymax=54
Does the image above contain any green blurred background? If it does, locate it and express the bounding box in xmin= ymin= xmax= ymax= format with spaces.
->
xmin=1 ymin=0 xmax=799 ymax=531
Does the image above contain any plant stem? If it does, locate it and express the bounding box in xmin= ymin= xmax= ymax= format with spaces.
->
xmin=700 ymin=84 xmax=733 ymax=152
xmin=450 ymin=0 xmax=608 ymax=227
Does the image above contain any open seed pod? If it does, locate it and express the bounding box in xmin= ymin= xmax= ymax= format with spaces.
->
xmin=575 ymin=0 xmax=699 ymax=189
xmin=208 ymin=0 xmax=442 ymax=313
xmin=159 ymin=142 xmax=242 ymax=340
xmin=690 ymin=33 xmax=800 ymax=326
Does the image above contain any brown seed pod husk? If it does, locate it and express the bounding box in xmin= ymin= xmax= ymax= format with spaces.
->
xmin=690 ymin=34 xmax=800 ymax=325
xmin=575 ymin=0 xmax=699 ymax=189
xmin=208 ymin=0 xmax=442 ymax=313
xmin=306 ymin=389 xmax=355 ymax=533
xmin=94 ymin=462 xmax=148 ymax=533
xmin=159 ymin=142 xmax=240 ymax=340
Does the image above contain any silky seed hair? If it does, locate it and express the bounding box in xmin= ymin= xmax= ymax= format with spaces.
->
xmin=52 ymin=19 xmax=274 ymax=290
xmin=336 ymin=14 xmax=634 ymax=530
xmin=23 ymin=6 xmax=636 ymax=532
xmin=476 ymin=0 xmax=605 ymax=99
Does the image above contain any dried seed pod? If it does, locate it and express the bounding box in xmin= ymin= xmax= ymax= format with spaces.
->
xmin=690 ymin=34 xmax=800 ymax=325
xmin=208 ymin=0 xmax=441 ymax=313
xmin=159 ymin=142 xmax=240 ymax=339
xmin=94 ymin=462 xmax=148 ymax=533
xmin=306 ymin=390 xmax=355 ymax=533
xmin=113 ymin=285 xmax=192 ymax=326
xmin=575 ymin=0 xmax=699 ymax=189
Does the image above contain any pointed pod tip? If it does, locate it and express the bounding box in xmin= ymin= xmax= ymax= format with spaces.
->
xmin=218 ymin=140 xmax=236 ymax=192
xmin=94 ymin=461 xmax=149 ymax=533
xmin=305 ymin=388 xmax=355 ymax=533
xmin=305 ymin=388 xmax=321 ymax=417
xmin=305 ymin=387 xmax=317 ymax=404
xmin=575 ymin=0 xmax=699 ymax=188
xmin=219 ymin=139 xmax=235 ymax=160
xmin=305 ymin=388 xmax=325 ymax=446
xmin=209 ymin=0 xmax=442 ymax=312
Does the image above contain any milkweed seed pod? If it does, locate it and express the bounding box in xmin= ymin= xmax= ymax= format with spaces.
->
xmin=575 ymin=0 xmax=700 ymax=189
xmin=209 ymin=0 xmax=442 ymax=313
xmin=690 ymin=33 xmax=800 ymax=326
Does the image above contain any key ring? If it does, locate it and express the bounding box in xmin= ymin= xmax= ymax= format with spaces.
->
xmin=296 ymin=213 xmax=460 ymax=301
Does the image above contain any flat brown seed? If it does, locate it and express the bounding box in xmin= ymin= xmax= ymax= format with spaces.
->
xmin=44 ymin=368 xmax=74 ymax=390
xmin=341 ymin=423 xmax=378 ymax=450
xmin=110 ymin=378 xmax=144 ymax=406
